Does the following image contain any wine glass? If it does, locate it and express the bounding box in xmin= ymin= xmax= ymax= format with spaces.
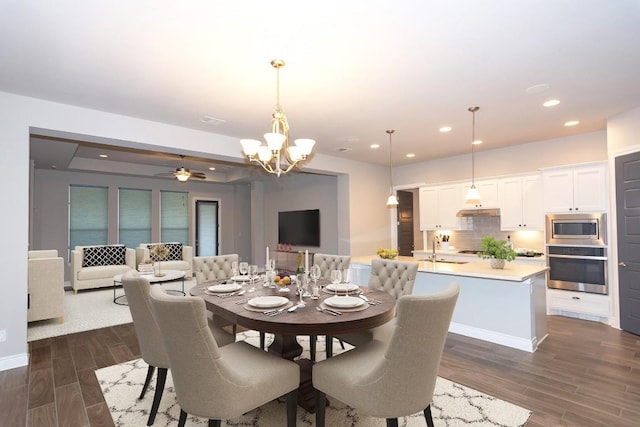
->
xmin=231 ymin=261 xmax=239 ymax=282
xmin=330 ymin=269 xmax=341 ymax=296
xmin=248 ymin=264 xmax=258 ymax=292
xmin=341 ymin=269 xmax=351 ymax=296
xmin=296 ymin=273 xmax=306 ymax=306
xmin=310 ymin=264 xmax=321 ymax=299
xmin=239 ymin=262 xmax=248 ymax=278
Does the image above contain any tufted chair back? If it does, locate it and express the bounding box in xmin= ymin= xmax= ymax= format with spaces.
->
xmin=313 ymin=253 xmax=351 ymax=279
xmin=368 ymin=258 xmax=419 ymax=299
xmin=193 ymin=254 xmax=239 ymax=285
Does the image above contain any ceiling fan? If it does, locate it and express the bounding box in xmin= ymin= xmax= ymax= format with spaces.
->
xmin=156 ymin=155 xmax=206 ymax=182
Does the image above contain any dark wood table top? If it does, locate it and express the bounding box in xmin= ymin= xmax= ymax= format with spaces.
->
xmin=190 ymin=281 xmax=396 ymax=337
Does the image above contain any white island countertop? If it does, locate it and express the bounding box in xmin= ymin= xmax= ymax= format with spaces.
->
xmin=351 ymin=255 xmax=548 ymax=282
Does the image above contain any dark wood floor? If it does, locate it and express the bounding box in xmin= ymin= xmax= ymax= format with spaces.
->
xmin=1 ymin=316 xmax=639 ymax=426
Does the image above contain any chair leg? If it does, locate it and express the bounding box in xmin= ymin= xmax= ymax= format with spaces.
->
xmin=424 ymin=405 xmax=435 ymax=427
xmin=338 ymin=338 xmax=346 ymax=350
xmin=147 ymin=367 xmax=167 ymax=426
xmin=310 ymin=335 xmax=317 ymax=362
xmin=178 ymin=409 xmax=187 ymax=427
xmin=260 ymin=332 xmax=266 ymax=350
xmin=139 ymin=365 xmax=156 ymax=399
xmin=232 ymin=323 xmax=237 ymax=338
xmin=386 ymin=418 xmax=399 ymax=427
xmin=315 ymin=389 xmax=326 ymax=427
xmin=208 ymin=420 xmax=221 ymax=427
xmin=325 ymin=336 xmax=333 ymax=358
xmin=286 ymin=389 xmax=298 ymax=427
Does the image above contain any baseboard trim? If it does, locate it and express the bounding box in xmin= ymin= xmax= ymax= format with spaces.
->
xmin=449 ymin=322 xmax=536 ymax=352
xmin=0 ymin=352 xmax=29 ymax=371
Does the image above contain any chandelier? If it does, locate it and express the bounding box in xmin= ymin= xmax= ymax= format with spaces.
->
xmin=464 ymin=106 xmax=481 ymax=204
xmin=240 ymin=59 xmax=315 ymax=177
xmin=386 ymin=129 xmax=399 ymax=206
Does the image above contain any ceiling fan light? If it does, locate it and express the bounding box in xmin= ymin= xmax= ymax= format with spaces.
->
xmin=240 ymin=139 xmax=261 ymax=156
xmin=264 ymin=132 xmax=286 ymax=151
xmin=294 ymin=138 xmax=316 ymax=155
xmin=387 ymin=194 xmax=399 ymax=206
xmin=175 ymin=169 xmax=190 ymax=182
xmin=464 ymin=185 xmax=481 ymax=204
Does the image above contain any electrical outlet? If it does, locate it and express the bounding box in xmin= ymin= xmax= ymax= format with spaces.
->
xmin=0 ymin=329 xmax=6 ymax=342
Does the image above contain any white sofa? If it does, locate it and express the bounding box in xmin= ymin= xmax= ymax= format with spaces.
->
xmin=71 ymin=244 xmax=136 ymax=292
xmin=136 ymin=242 xmax=193 ymax=277
xmin=28 ymin=250 xmax=65 ymax=323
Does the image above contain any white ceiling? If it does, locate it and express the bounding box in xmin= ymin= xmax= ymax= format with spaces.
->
xmin=3 ymin=1 xmax=640 ymax=178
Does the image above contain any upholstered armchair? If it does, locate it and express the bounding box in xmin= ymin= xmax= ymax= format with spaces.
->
xmin=28 ymin=250 xmax=65 ymax=323
xmin=136 ymin=242 xmax=193 ymax=277
xmin=329 ymin=258 xmax=419 ymax=357
xmin=149 ymin=286 xmax=300 ymax=427
xmin=313 ymin=283 xmax=460 ymax=427
xmin=192 ymin=254 xmax=238 ymax=283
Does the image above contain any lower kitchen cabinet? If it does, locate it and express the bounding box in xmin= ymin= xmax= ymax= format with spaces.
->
xmin=546 ymin=288 xmax=610 ymax=322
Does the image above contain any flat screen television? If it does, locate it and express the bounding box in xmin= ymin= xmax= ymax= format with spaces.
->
xmin=278 ymin=209 xmax=320 ymax=247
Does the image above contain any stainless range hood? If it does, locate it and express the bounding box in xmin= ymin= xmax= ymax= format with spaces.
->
xmin=456 ymin=208 xmax=500 ymax=217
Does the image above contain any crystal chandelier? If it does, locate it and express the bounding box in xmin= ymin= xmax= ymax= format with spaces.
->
xmin=240 ymin=59 xmax=315 ymax=177
xmin=464 ymin=106 xmax=481 ymax=204
xmin=386 ymin=129 xmax=399 ymax=206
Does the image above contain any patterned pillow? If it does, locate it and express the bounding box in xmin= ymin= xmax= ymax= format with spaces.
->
xmin=147 ymin=243 xmax=183 ymax=261
xmin=82 ymin=245 xmax=126 ymax=267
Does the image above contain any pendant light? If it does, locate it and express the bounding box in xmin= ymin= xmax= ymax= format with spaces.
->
xmin=464 ymin=106 xmax=481 ymax=205
xmin=386 ymin=129 xmax=399 ymax=206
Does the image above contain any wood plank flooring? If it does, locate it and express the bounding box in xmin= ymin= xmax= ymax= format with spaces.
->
xmin=1 ymin=316 xmax=639 ymax=426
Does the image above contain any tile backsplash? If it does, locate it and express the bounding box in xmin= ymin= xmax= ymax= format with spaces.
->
xmin=424 ymin=216 xmax=544 ymax=252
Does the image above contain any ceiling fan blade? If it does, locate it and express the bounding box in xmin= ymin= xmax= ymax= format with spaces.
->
xmin=190 ymin=172 xmax=207 ymax=179
xmin=155 ymin=172 xmax=176 ymax=178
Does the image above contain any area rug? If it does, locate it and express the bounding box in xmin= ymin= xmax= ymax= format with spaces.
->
xmin=97 ymin=331 xmax=531 ymax=426
xmin=27 ymin=280 xmax=194 ymax=341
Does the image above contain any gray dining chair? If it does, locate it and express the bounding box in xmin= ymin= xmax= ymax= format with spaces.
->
xmin=122 ymin=271 xmax=234 ymax=425
xmin=312 ymin=253 xmax=351 ymax=361
xmin=313 ymin=282 xmax=459 ymax=427
xmin=148 ymin=285 xmax=300 ymax=427
xmin=328 ymin=258 xmax=419 ymax=357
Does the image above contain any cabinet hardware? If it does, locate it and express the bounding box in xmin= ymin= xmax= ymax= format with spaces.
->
xmin=571 ymin=296 xmax=580 ymax=300
xmin=619 ymin=262 xmax=627 ymax=267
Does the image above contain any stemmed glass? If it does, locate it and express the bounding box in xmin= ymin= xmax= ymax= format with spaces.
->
xmin=296 ymin=273 xmax=306 ymax=306
xmin=248 ymin=264 xmax=258 ymax=292
xmin=342 ymin=269 xmax=351 ymax=296
xmin=231 ymin=261 xmax=239 ymax=282
xmin=330 ymin=269 xmax=342 ymax=296
xmin=239 ymin=262 xmax=248 ymax=278
xmin=310 ymin=265 xmax=321 ymax=299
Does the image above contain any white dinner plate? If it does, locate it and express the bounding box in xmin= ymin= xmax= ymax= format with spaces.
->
xmin=324 ymin=295 xmax=365 ymax=309
xmin=207 ymin=283 xmax=242 ymax=293
xmin=247 ymin=296 xmax=289 ymax=309
xmin=325 ymin=283 xmax=360 ymax=293
xmin=231 ymin=275 xmax=251 ymax=282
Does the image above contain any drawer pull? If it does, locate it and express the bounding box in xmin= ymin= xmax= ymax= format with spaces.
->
xmin=572 ymin=296 xmax=580 ymax=300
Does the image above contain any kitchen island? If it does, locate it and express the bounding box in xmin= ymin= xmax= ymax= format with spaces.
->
xmin=350 ymin=255 xmax=549 ymax=352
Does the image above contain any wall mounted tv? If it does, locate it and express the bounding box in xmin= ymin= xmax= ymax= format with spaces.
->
xmin=278 ymin=209 xmax=320 ymax=247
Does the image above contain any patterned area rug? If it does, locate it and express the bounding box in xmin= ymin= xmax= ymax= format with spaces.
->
xmin=97 ymin=331 xmax=531 ymax=426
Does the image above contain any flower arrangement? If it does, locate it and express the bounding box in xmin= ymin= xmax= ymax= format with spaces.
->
xmin=477 ymin=236 xmax=516 ymax=269
xmin=150 ymin=244 xmax=169 ymax=276
xmin=377 ymin=248 xmax=399 ymax=259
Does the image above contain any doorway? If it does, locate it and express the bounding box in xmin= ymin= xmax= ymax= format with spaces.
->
xmin=616 ymin=150 xmax=640 ymax=336
xmin=397 ymin=190 xmax=415 ymax=256
xmin=195 ymin=200 xmax=219 ymax=256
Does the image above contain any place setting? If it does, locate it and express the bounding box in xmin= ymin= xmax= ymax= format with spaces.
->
xmin=242 ymin=295 xmax=294 ymax=314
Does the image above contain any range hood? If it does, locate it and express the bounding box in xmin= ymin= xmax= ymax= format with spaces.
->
xmin=456 ymin=208 xmax=501 ymax=217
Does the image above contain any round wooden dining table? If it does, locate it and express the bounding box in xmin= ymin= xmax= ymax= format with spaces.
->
xmin=190 ymin=280 xmax=396 ymax=412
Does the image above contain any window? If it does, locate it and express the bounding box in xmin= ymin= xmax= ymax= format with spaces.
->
xmin=118 ymin=188 xmax=152 ymax=248
xmin=161 ymin=191 xmax=188 ymax=244
xmin=69 ymin=185 xmax=108 ymax=254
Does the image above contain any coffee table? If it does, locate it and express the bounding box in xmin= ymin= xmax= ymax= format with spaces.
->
xmin=113 ymin=269 xmax=186 ymax=305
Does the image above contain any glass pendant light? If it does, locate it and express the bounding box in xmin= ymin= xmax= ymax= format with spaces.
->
xmin=386 ymin=129 xmax=399 ymax=206
xmin=464 ymin=106 xmax=481 ymax=205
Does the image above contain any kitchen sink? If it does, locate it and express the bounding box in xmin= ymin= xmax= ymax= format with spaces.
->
xmin=420 ymin=258 xmax=469 ymax=264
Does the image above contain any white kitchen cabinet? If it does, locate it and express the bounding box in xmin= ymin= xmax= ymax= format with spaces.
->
xmin=546 ymin=288 xmax=610 ymax=322
xmin=419 ymin=184 xmax=461 ymax=230
xmin=461 ymin=179 xmax=499 ymax=208
xmin=498 ymin=174 xmax=543 ymax=230
xmin=542 ymin=163 xmax=607 ymax=213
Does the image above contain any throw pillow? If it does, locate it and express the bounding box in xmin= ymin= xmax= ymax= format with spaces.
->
xmin=82 ymin=245 xmax=127 ymax=267
xmin=147 ymin=243 xmax=183 ymax=261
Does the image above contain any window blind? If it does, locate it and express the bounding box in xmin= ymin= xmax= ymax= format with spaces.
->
xmin=69 ymin=185 xmax=109 ymax=253
xmin=118 ymin=188 xmax=152 ymax=248
xmin=160 ymin=191 xmax=188 ymax=244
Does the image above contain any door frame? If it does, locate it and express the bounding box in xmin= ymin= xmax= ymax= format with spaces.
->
xmin=388 ymin=182 xmax=425 ymax=250
xmin=191 ymin=196 xmax=222 ymax=256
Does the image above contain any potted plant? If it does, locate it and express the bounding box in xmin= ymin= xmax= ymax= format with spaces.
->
xmin=477 ymin=236 xmax=517 ymax=269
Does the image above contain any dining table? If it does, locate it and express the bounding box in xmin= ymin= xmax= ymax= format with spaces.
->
xmin=190 ymin=278 xmax=396 ymax=412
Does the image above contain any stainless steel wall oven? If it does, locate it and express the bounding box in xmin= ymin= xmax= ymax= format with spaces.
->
xmin=545 ymin=213 xmax=608 ymax=295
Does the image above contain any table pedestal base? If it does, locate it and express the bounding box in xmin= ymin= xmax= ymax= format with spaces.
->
xmin=268 ymin=334 xmax=303 ymax=360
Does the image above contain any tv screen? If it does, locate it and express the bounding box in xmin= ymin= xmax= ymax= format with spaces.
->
xmin=278 ymin=209 xmax=320 ymax=247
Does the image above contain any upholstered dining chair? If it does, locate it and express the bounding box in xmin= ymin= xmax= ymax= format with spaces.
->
xmin=148 ymin=285 xmax=300 ymax=427
xmin=311 ymin=253 xmax=351 ymax=361
xmin=122 ymin=271 xmax=234 ymax=426
xmin=313 ymin=282 xmax=460 ymax=427
xmin=327 ymin=258 xmax=419 ymax=357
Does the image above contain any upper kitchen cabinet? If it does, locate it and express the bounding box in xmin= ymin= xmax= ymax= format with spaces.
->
xmin=461 ymin=179 xmax=499 ymax=208
xmin=419 ymin=184 xmax=461 ymax=230
xmin=542 ymin=163 xmax=607 ymax=213
xmin=498 ymin=174 xmax=544 ymax=230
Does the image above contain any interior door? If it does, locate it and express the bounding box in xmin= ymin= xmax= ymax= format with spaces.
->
xmin=195 ymin=200 xmax=219 ymax=256
xmin=616 ymin=150 xmax=640 ymax=336
xmin=397 ymin=190 xmax=414 ymax=257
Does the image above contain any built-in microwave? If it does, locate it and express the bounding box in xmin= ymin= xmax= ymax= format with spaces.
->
xmin=545 ymin=213 xmax=606 ymax=246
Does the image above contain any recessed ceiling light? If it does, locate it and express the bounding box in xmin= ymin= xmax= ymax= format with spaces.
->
xmin=99 ymin=154 xmax=108 ymax=158
xmin=564 ymin=120 xmax=580 ymax=127
xmin=370 ymin=144 xmax=380 ymax=149
xmin=208 ymin=167 xmax=216 ymax=171
xmin=201 ymin=116 xmax=226 ymax=125
xmin=472 ymin=140 xmax=483 ymax=145
xmin=525 ymin=83 xmax=550 ymax=94
xmin=543 ymin=99 xmax=560 ymax=107
xmin=439 ymin=126 xmax=452 ymax=133
xmin=406 ymin=153 xmax=415 ymax=158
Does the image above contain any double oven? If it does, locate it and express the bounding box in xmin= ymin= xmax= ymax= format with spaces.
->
xmin=545 ymin=213 xmax=608 ymax=295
